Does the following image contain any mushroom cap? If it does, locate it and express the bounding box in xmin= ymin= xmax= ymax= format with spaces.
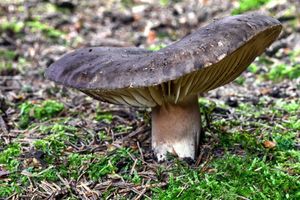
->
xmin=45 ymin=13 xmax=282 ymax=107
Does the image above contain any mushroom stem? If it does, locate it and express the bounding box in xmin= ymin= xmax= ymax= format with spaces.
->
xmin=151 ymin=95 xmax=201 ymax=161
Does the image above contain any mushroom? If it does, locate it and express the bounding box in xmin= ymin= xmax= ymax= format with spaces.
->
xmin=45 ymin=13 xmax=282 ymax=161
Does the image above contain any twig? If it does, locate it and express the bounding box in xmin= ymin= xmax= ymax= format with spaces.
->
xmin=122 ymin=125 xmax=148 ymax=141
xmin=0 ymin=76 xmax=22 ymax=80
xmin=0 ymin=86 xmax=21 ymax=91
xmin=133 ymin=188 xmax=147 ymax=200
xmin=130 ymin=159 xmax=138 ymax=175
xmin=195 ymin=150 xmax=204 ymax=167
xmin=118 ymin=182 xmax=167 ymax=193
xmin=0 ymin=114 xmax=9 ymax=135
xmin=4 ymin=192 xmax=17 ymax=200
xmin=137 ymin=141 xmax=144 ymax=161
xmin=200 ymin=155 xmax=213 ymax=172
xmin=56 ymin=173 xmax=71 ymax=189
xmin=236 ymin=195 xmax=250 ymax=200
xmin=176 ymin=184 xmax=188 ymax=198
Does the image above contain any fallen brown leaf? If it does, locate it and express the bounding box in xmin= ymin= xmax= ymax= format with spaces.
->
xmin=263 ymin=140 xmax=276 ymax=149
xmin=0 ymin=167 xmax=10 ymax=178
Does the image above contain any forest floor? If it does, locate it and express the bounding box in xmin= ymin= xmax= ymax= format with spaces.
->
xmin=0 ymin=0 xmax=299 ymax=199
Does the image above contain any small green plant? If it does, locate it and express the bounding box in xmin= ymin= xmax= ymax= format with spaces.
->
xmin=121 ymin=0 xmax=135 ymax=8
xmin=232 ymin=0 xmax=271 ymax=14
xmin=33 ymin=124 xmax=78 ymax=165
xmin=34 ymin=134 xmax=67 ymax=159
xmin=288 ymin=49 xmax=300 ymax=62
xmin=267 ymin=63 xmax=300 ymax=81
xmin=0 ymin=19 xmax=24 ymax=33
xmin=26 ymin=20 xmax=65 ymax=39
xmin=0 ymin=13 xmax=65 ymax=40
xmin=282 ymin=116 xmax=300 ymax=131
xmin=198 ymin=98 xmax=217 ymax=127
xmin=0 ymin=50 xmax=16 ymax=74
xmin=159 ymin=0 xmax=182 ymax=6
xmin=114 ymin=124 xmax=132 ymax=133
xmin=0 ymin=50 xmax=29 ymax=75
xmin=0 ymin=50 xmax=18 ymax=60
xmin=0 ymin=182 xmax=21 ymax=199
xmin=0 ymin=143 xmax=21 ymax=171
xmin=61 ymin=153 xmax=94 ymax=179
xmin=95 ymin=112 xmax=113 ymax=123
xmin=159 ymin=0 xmax=170 ymax=6
xmin=18 ymin=100 xmax=64 ymax=128
xmin=234 ymin=76 xmax=246 ymax=85
xmin=0 ymin=144 xmax=24 ymax=198
xmin=275 ymin=99 xmax=300 ymax=113
xmin=87 ymin=148 xmax=136 ymax=180
xmin=273 ymin=132 xmax=296 ymax=151
xmin=0 ymin=62 xmax=13 ymax=75
xmin=248 ymin=63 xmax=259 ymax=73
xmin=148 ymin=43 xmax=167 ymax=51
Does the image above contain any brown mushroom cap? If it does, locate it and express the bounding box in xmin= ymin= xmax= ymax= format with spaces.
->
xmin=45 ymin=13 xmax=282 ymax=107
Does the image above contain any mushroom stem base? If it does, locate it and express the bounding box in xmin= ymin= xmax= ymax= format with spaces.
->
xmin=151 ymin=95 xmax=201 ymax=162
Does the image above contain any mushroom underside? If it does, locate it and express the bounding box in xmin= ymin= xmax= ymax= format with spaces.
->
xmin=82 ymin=25 xmax=278 ymax=107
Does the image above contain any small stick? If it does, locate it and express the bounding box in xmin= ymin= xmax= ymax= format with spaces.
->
xmin=195 ymin=150 xmax=205 ymax=167
xmin=133 ymin=188 xmax=147 ymax=200
xmin=0 ymin=76 xmax=22 ymax=80
xmin=130 ymin=159 xmax=138 ymax=175
xmin=121 ymin=125 xmax=149 ymax=142
xmin=137 ymin=141 xmax=144 ymax=161
xmin=0 ymin=114 xmax=8 ymax=135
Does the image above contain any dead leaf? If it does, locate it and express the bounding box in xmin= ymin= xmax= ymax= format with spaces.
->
xmin=263 ymin=140 xmax=276 ymax=149
xmin=259 ymin=88 xmax=271 ymax=95
xmin=0 ymin=167 xmax=10 ymax=178
xmin=147 ymin=30 xmax=157 ymax=44
xmin=107 ymin=144 xmax=117 ymax=152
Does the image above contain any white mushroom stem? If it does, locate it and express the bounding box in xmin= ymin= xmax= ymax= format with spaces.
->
xmin=151 ymin=95 xmax=201 ymax=162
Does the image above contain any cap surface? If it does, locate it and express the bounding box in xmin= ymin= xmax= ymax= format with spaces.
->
xmin=45 ymin=13 xmax=282 ymax=107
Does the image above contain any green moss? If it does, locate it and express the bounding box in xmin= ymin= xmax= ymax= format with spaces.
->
xmin=26 ymin=20 xmax=65 ymax=39
xmin=120 ymin=0 xmax=135 ymax=8
xmin=0 ymin=50 xmax=18 ymax=60
xmin=0 ymin=17 xmax=64 ymax=40
xmin=18 ymin=100 xmax=64 ymax=129
xmin=34 ymin=124 xmax=78 ymax=162
xmin=159 ymin=0 xmax=170 ymax=7
xmin=232 ymin=0 xmax=271 ymax=14
xmin=0 ymin=144 xmax=23 ymax=198
xmin=148 ymin=43 xmax=167 ymax=51
xmin=275 ymin=99 xmax=300 ymax=113
xmin=248 ymin=63 xmax=259 ymax=73
xmin=0 ymin=182 xmax=21 ymax=198
xmin=267 ymin=64 xmax=300 ymax=81
xmin=153 ymin=154 xmax=300 ymax=199
xmin=87 ymin=148 xmax=138 ymax=181
xmin=95 ymin=112 xmax=113 ymax=123
xmin=0 ymin=143 xmax=21 ymax=171
xmin=0 ymin=19 xmax=24 ymax=33
xmin=234 ymin=76 xmax=246 ymax=85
